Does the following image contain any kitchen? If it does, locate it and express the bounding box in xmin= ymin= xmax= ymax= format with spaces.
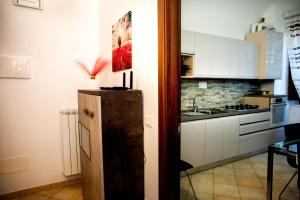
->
xmin=180 ymin=0 xmax=300 ymax=199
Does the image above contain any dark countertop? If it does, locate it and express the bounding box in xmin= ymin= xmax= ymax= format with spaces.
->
xmin=78 ymin=89 xmax=141 ymax=96
xmin=244 ymin=94 xmax=287 ymax=98
xmin=181 ymin=108 xmax=270 ymax=122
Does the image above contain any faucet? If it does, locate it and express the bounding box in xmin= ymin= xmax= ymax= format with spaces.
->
xmin=192 ymin=94 xmax=206 ymax=112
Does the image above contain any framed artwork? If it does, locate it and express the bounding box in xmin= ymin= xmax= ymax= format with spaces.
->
xmin=112 ymin=11 xmax=132 ymax=72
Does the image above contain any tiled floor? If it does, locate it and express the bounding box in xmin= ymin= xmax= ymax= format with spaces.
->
xmin=4 ymin=184 xmax=83 ymax=200
xmin=3 ymin=152 xmax=298 ymax=200
xmin=181 ymin=153 xmax=299 ymax=200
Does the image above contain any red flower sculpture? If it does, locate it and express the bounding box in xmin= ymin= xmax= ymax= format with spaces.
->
xmin=76 ymin=57 xmax=110 ymax=78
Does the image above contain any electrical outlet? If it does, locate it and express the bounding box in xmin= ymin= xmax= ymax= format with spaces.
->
xmin=198 ymin=81 xmax=207 ymax=89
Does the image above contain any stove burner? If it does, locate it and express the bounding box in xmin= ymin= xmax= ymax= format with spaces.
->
xmin=225 ymin=104 xmax=259 ymax=111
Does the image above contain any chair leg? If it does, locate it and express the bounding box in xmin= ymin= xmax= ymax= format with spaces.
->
xmin=184 ymin=171 xmax=198 ymax=200
xmin=279 ymin=171 xmax=297 ymax=200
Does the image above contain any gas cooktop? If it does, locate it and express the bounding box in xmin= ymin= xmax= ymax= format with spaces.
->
xmin=224 ymin=104 xmax=259 ymax=111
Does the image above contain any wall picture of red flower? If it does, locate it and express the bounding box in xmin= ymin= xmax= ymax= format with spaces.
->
xmin=112 ymin=11 xmax=132 ymax=72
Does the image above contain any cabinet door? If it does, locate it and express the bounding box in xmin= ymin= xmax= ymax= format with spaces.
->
xmin=245 ymin=41 xmax=259 ymax=78
xmin=229 ymin=39 xmax=259 ymax=78
xmin=181 ymin=30 xmax=195 ymax=54
xmin=195 ymin=33 xmax=230 ymax=78
xmin=265 ymin=31 xmax=283 ymax=79
xmin=204 ymin=118 xmax=223 ymax=164
xmin=181 ymin=120 xmax=205 ymax=167
xmin=222 ymin=116 xmax=239 ymax=159
xmin=78 ymin=93 xmax=104 ymax=200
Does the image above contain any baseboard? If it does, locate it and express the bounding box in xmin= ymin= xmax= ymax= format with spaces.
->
xmin=180 ymin=148 xmax=267 ymax=177
xmin=0 ymin=177 xmax=81 ymax=200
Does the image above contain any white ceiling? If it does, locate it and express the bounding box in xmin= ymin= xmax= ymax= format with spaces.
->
xmin=182 ymin=0 xmax=277 ymax=39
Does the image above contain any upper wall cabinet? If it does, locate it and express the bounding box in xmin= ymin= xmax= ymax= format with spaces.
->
xmin=194 ymin=33 xmax=230 ymax=78
xmin=246 ymin=31 xmax=283 ymax=80
xmin=194 ymin=32 xmax=259 ymax=79
xmin=181 ymin=30 xmax=195 ymax=54
xmin=229 ymin=39 xmax=259 ymax=79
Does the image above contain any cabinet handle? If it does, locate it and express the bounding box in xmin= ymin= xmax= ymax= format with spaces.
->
xmin=88 ymin=112 xmax=94 ymax=118
xmin=83 ymin=108 xmax=88 ymax=115
xmin=83 ymin=108 xmax=94 ymax=119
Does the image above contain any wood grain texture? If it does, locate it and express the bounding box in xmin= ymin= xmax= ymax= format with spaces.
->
xmin=245 ymin=31 xmax=266 ymax=79
xmin=244 ymin=96 xmax=270 ymax=108
xmin=78 ymin=91 xmax=144 ymax=200
xmin=78 ymin=93 xmax=104 ymax=200
xmin=101 ymin=92 xmax=144 ymax=200
xmin=158 ymin=0 xmax=181 ymax=199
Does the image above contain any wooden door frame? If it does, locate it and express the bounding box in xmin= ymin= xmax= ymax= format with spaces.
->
xmin=158 ymin=0 xmax=181 ymax=199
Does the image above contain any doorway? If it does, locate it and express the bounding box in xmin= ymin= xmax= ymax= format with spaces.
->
xmin=158 ymin=0 xmax=181 ymax=199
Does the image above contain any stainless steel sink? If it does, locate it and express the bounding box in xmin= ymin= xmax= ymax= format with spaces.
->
xmin=181 ymin=112 xmax=206 ymax=116
xmin=182 ymin=108 xmax=228 ymax=116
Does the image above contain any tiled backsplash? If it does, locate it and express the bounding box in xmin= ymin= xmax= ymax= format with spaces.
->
xmin=181 ymin=79 xmax=260 ymax=111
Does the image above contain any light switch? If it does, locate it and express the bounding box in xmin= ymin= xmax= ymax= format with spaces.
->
xmin=145 ymin=114 xmax=154 ymax=128
xmin=14 ymin=0 xmax=43 ymax=9
xmin=0 ymin=55 xmax=32 ymax=79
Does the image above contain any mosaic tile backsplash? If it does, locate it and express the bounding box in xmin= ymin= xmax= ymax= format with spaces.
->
xmin=181 ymin=79 xmax=260 ymax=111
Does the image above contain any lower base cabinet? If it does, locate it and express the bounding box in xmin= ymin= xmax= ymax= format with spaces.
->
xmin=205 ymin=116 xmax=239 ymax=164
xmin=239 ymin=127 xmax=284 ymax=155
xmin=181 ymin=120 xmax=205 ymax=167
xmin=222 ymin=116 xmax=240 ymax=159
xmin=181 ymin=113 xmax=285 ymax=169
xmin=181 ymin=116 xmax=239 ymax=168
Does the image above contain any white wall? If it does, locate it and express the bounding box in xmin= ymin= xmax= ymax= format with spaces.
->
xmin=0 ymin=0 xmax=99 ymax=194
xmin=99 ymin=0 xmax=159 ymax=199
xmin=182 ymin=0 xmax=276 ymax=40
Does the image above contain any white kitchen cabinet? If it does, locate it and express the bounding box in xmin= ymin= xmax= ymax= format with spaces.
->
xmin=229 ymin=39 xmax=259 ymax=78
xmin=181 ymin=30 xmax=195 ymax=54
xmin=205 ymin=116 xmax=240 ymax=164
xmin=239 ymin=130 xmax=269 ymax=155
xmin=240 ymin=111 xmax=270 ymax=124
xmin=239 ymin=127 xmax=284 ymax=155
xmin=246 ymin=31 xmax=283 ymax=79
xmin=181 ymin=120 xmax=205 ymax=167
xmin=204 ymin=118 xmax=223 ymax=164
xmin=222 ymin=116 xmax=240 ymax=159
xmin=194 ymin=32 xmax=259 ymax=79
xmin=240 ymin=120 xmax=270 ymax=135
xmin=194 ymin=33 xmax=230 ymax=78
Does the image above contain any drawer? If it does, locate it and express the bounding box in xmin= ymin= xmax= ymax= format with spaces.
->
xmin=239 ymin=127 xmax=284 ymax=155
xmin=240 ymin=120 xmax=270 ymax=135
xmin=240 ymin=112 xmax=270 ymax=124
xmin=239 ymin=130 xmax=270 ymax=155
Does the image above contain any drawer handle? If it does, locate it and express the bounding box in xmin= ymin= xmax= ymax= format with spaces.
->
xmin=83 ymin=108 xmax=94 ymax=119
xmin=88 ymin=112 xmax=94 ymax=118
xmin=83 ymin=108 xmax=88 ymax=115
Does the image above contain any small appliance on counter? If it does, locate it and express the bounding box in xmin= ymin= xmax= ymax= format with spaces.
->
xmin=244 ymin=95 xmax=287 ymax=128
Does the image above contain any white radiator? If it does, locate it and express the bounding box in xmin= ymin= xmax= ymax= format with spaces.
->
xmin=60 ymin=109 xmax=81 ymax=176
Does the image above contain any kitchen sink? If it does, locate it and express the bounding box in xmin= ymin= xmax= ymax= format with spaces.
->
xmin=198 ymin=108 xmax=228 ymax=114
xmin=182 ymin=108 xmax=228 ymax=116
xmin=181 ymin=111 xmax=206 ymax=116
